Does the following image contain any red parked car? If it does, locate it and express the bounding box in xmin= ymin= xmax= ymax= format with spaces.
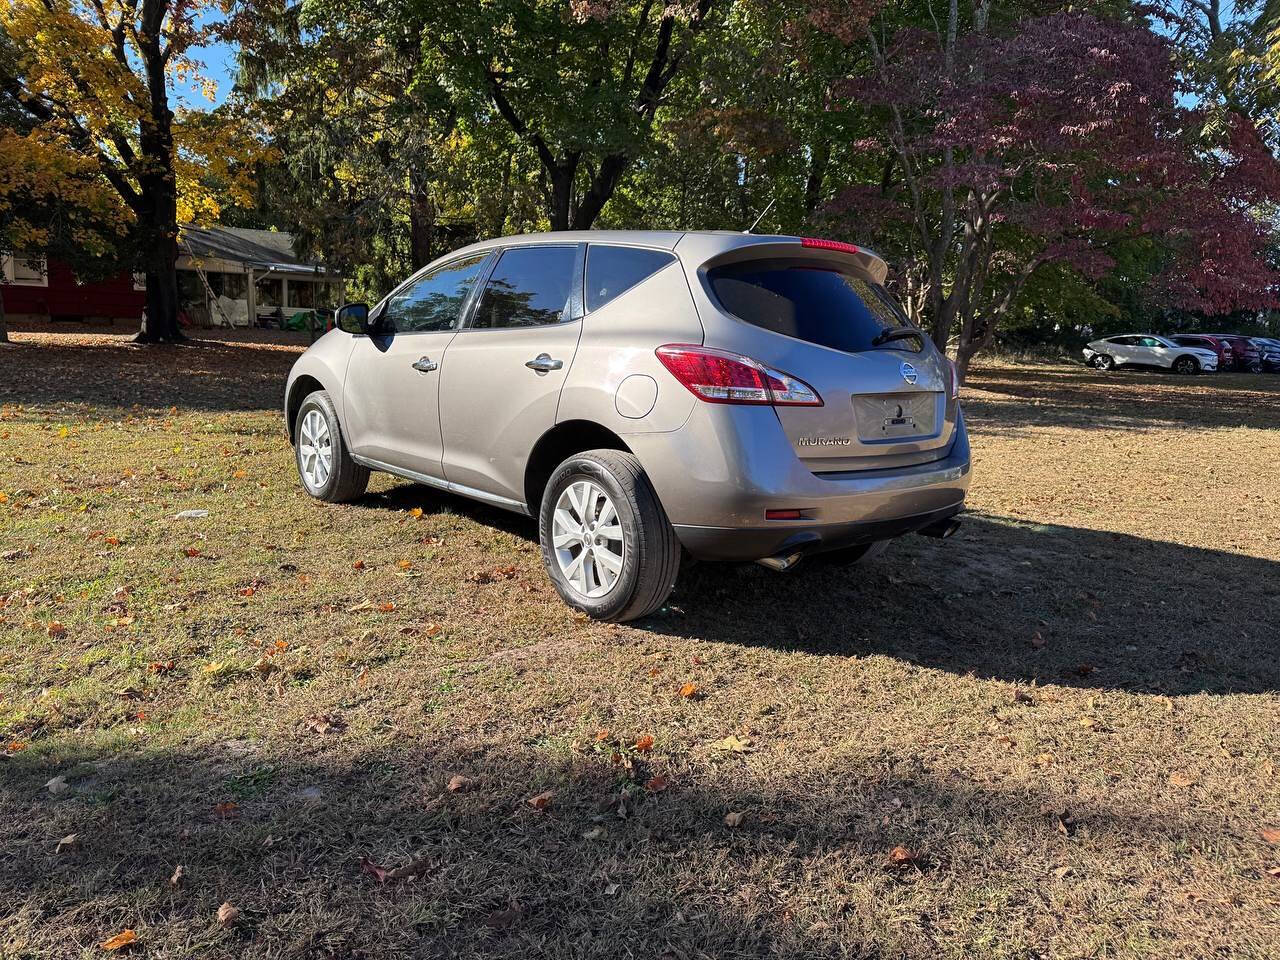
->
xmin=1169 ymin=335 xmax=1234 ymax=370
xmin=1205 ymin=334 xmax=1262 ymax=372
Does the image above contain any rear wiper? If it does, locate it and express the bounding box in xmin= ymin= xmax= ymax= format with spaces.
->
xmin=871 ymin=326 xmax=923 ymax=347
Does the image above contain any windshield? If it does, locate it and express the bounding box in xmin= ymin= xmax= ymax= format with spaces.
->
xmin=706 ymin=258 xmax=921 ymax=353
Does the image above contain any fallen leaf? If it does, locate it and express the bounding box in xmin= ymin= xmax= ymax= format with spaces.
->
xmin=56 ymin=833 xmax=79 ymax=853
xmin=409 ymin=508 xmax=423 ymax=519
xmin=216 ymin=902 xmax=241 ymax=928
xmin=239 ymin=586 xmax=256 ymax=598
xmin=232 ymin=469 xmax=248 ymax=479
xmin=213 ymin=801 xmax=239 ymax=817
xmin=1267 ymin=866 xmax=1280 ymax=878
xmin=303 ymin=714 xmax=346 ymax=735
xmin=645 ymin=775 xmax=668 ymax=793
xmin=724 ymin=810 xmax=746 ymax=828
xmin=582 ymin=826 xmax=605 ymax=840
xmin=1035 ymin=752 xmax=1055 ymax=767
xmin=485 ymin=904 xmax=522 ymax=929
xmin=378 ymin=602 xmax=395 ymax=613
xmin=346 ymin=600 xmax=374 ymax=612
xmin=359 ymin=856 xmax=390 ymax=883
xmin=183 ymin=548 xmax=201 ymax=558
xmin=1052 ymin=865 xmax=1072 ymax=878
xmin=885 ymin=845 xmax=921 ymax=869
xmin=353 ymin=560 xmax=366 ymax=570
xmin=1013 ymin=688 xmax=1034 ymax=704
xmin=424 ymin=622 xmax=443 ymax=637
xmin=47 ymin=621 xmax=67 ymax=638
xmin=713 ymin=734 xmax=753 ymax=753
xmin=1078 ymin=716 xmax=1098 ymax=730
xmin=1261 ymin=827 xmax=1280 ymax=844
xmin=169 ymin=865 xmax=185 ymax=887
xmin=633 ymin=734 xmax=654 ymax=752
xmin=1031 ymin=631 xmax=1047 ymax=649
xmin=1169 ymin=771 xmax=1196 ymax=788
xmin=100 ymin=930 xmax=138 ymax=951
xmin=594 ymin=729 xmax=611 ymax=743
xmin=447 ymin=774 xmax=473 ymax=793
xmin=398 ymin=559 xmax=413 ymax=570
xmin=526 ymin=790 xmax=554 ymax=811
xmin=104 ymin=536 xmax=120 ymax=547
xmin=678 ymin=682 xmax=698 ymax=699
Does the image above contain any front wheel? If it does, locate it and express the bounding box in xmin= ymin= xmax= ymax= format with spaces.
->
xmin=1091 ymin=354 xmax=1115 ymax=371
xmin=538 ymin=449 xmax=680 ymax=622
xmin=294 ymin=390 xmax=370 ymax=502
xmin=1173 ymin=356 xmax=1199 ymax=375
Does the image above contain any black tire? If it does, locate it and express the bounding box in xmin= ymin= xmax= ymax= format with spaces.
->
xmin=538 ymin=449 xmax=680 ymax=622
xmin=294 ymin=390 xmax=370 ymax=503
xmin=1172 ymin=355 xmax=1199 ymax=375
xmin=1092 ymin=354 xmax=1114 ymax=371
xmin=811 ymin=539 xmax=891 ymax=568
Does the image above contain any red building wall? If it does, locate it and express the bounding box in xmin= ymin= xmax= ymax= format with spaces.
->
xmin=3 ymin=259 xmax=145 ymax=321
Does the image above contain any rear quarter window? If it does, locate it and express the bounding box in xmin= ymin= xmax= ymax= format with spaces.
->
xmin=586 ymin=245 xmax=676 ymax=312
xmin=706 ymin=258 xmax=918 ymax=353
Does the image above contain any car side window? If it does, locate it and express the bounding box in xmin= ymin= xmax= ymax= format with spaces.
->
xmin=471 ymin=246 xmax=577 ymax=329
xmin=586 ymin=245 xmax=677 ymax=312
xmin=1109 ymin=336 xmax=1135 ymax=345
xmin=382 ymin=254 xmax=488 ymax=333
xmin=1140 ymin=337 xmax=1162 ymax=348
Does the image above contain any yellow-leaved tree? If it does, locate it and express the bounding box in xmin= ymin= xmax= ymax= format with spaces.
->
xmin=0 ymin=0 xmax=258 ymax=342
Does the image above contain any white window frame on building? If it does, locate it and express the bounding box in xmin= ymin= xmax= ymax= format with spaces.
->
xmin=1 ymin=254 xmax=49 ymax=286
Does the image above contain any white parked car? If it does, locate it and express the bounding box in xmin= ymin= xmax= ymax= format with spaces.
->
xmin=1082 ymin=334 xmax=1218 ymax=374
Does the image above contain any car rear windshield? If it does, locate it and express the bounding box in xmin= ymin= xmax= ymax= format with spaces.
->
xmin=706 ymin=258 xmax=920 ymax=353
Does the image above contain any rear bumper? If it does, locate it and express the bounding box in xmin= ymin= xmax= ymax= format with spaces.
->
xmin=675 ymin=503 xmax=965 ymax=561
xmin=625 ymin=405 xmax=972 ymax=562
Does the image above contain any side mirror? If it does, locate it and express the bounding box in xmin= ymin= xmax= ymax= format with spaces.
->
xmin=335 ymin=302 xmax=374 ymax=335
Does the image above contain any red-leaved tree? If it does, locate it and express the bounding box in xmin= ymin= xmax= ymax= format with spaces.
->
xmin=823 ymin=1 xmax=1280 ymax=376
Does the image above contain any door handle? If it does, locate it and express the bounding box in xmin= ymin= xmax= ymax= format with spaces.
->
xmin=525 ymin=353 xmax=563 ymax=373
xmin=411 ymin=357 xmax=438 ymax=373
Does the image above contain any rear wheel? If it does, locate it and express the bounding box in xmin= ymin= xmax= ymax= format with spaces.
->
xmin=1092 ymin=354 xmax=1114 ymax=371
xmin=294 ymin=390 xmax=370 ymax=503
xmin=538 ymin=449 xmax=680 ymax=622
xmin=1173 ymin=355 xmax=1199 ymax=375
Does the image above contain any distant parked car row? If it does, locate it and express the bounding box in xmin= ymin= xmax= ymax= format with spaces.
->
xmin=1083 ymin=333 xmax=1280 ymax=374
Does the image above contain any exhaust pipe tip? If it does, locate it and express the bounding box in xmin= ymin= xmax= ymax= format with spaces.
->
xmin=756 ymin=551 xmax=804 ymax=573
xmin=918 ymin=517 xmax=962 ymax=539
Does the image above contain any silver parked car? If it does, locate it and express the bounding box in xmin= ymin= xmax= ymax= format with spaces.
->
xmin=285 ymin=232 xmax=971 ymax=621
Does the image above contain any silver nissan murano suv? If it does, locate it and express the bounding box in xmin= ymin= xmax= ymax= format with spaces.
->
xmin=285 ymin=231 xmax=971 ymax=621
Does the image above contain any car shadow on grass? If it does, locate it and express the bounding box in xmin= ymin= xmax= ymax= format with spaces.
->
xmin=354 ymin=483 xmax=1278 ymax=697
xmin=648 ymin=512 xmax=1280 ymax=697
xmin=0 ymin=737 xmax=1249 ymax=958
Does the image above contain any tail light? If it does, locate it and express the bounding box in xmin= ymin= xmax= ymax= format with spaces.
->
xmin=655 ymin=344 xmax=822 ymax=406
xmin=945 ymin=356 xmax=960 ymax=399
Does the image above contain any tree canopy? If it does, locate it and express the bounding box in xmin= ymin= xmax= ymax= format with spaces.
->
xmin=2 ymin=0 xmax=1277 ymax=359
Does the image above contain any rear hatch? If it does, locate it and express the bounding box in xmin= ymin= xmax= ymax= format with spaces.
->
xmin=692 ymin=240 xmax=958 ymax=472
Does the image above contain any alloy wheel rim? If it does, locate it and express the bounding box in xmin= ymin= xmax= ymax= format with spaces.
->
xmin=298 ymin=409 xmax=333 ymax=491
xmin=552 ymin=480 xmax=625 ymax=599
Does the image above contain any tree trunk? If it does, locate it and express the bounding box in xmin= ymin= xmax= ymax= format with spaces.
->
xmin=0 ymin=283 xmax=8 ymax=344
xmin=548 ymin=163 xmax=576 ymax=231
xmin=137 ymin=223 xmax=182 ymax=343
xmin=408 ymin=187 xmax=435 ymax=269
xmin=133 ymin=0 xmax=184 ymax=344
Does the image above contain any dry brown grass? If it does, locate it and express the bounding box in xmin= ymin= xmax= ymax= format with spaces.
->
xmin=2 ymin=328 xmax=1279 ymax=959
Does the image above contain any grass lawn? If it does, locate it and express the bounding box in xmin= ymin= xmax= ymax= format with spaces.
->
xmin=2 ymin=326 xmax=1279 ymax=959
